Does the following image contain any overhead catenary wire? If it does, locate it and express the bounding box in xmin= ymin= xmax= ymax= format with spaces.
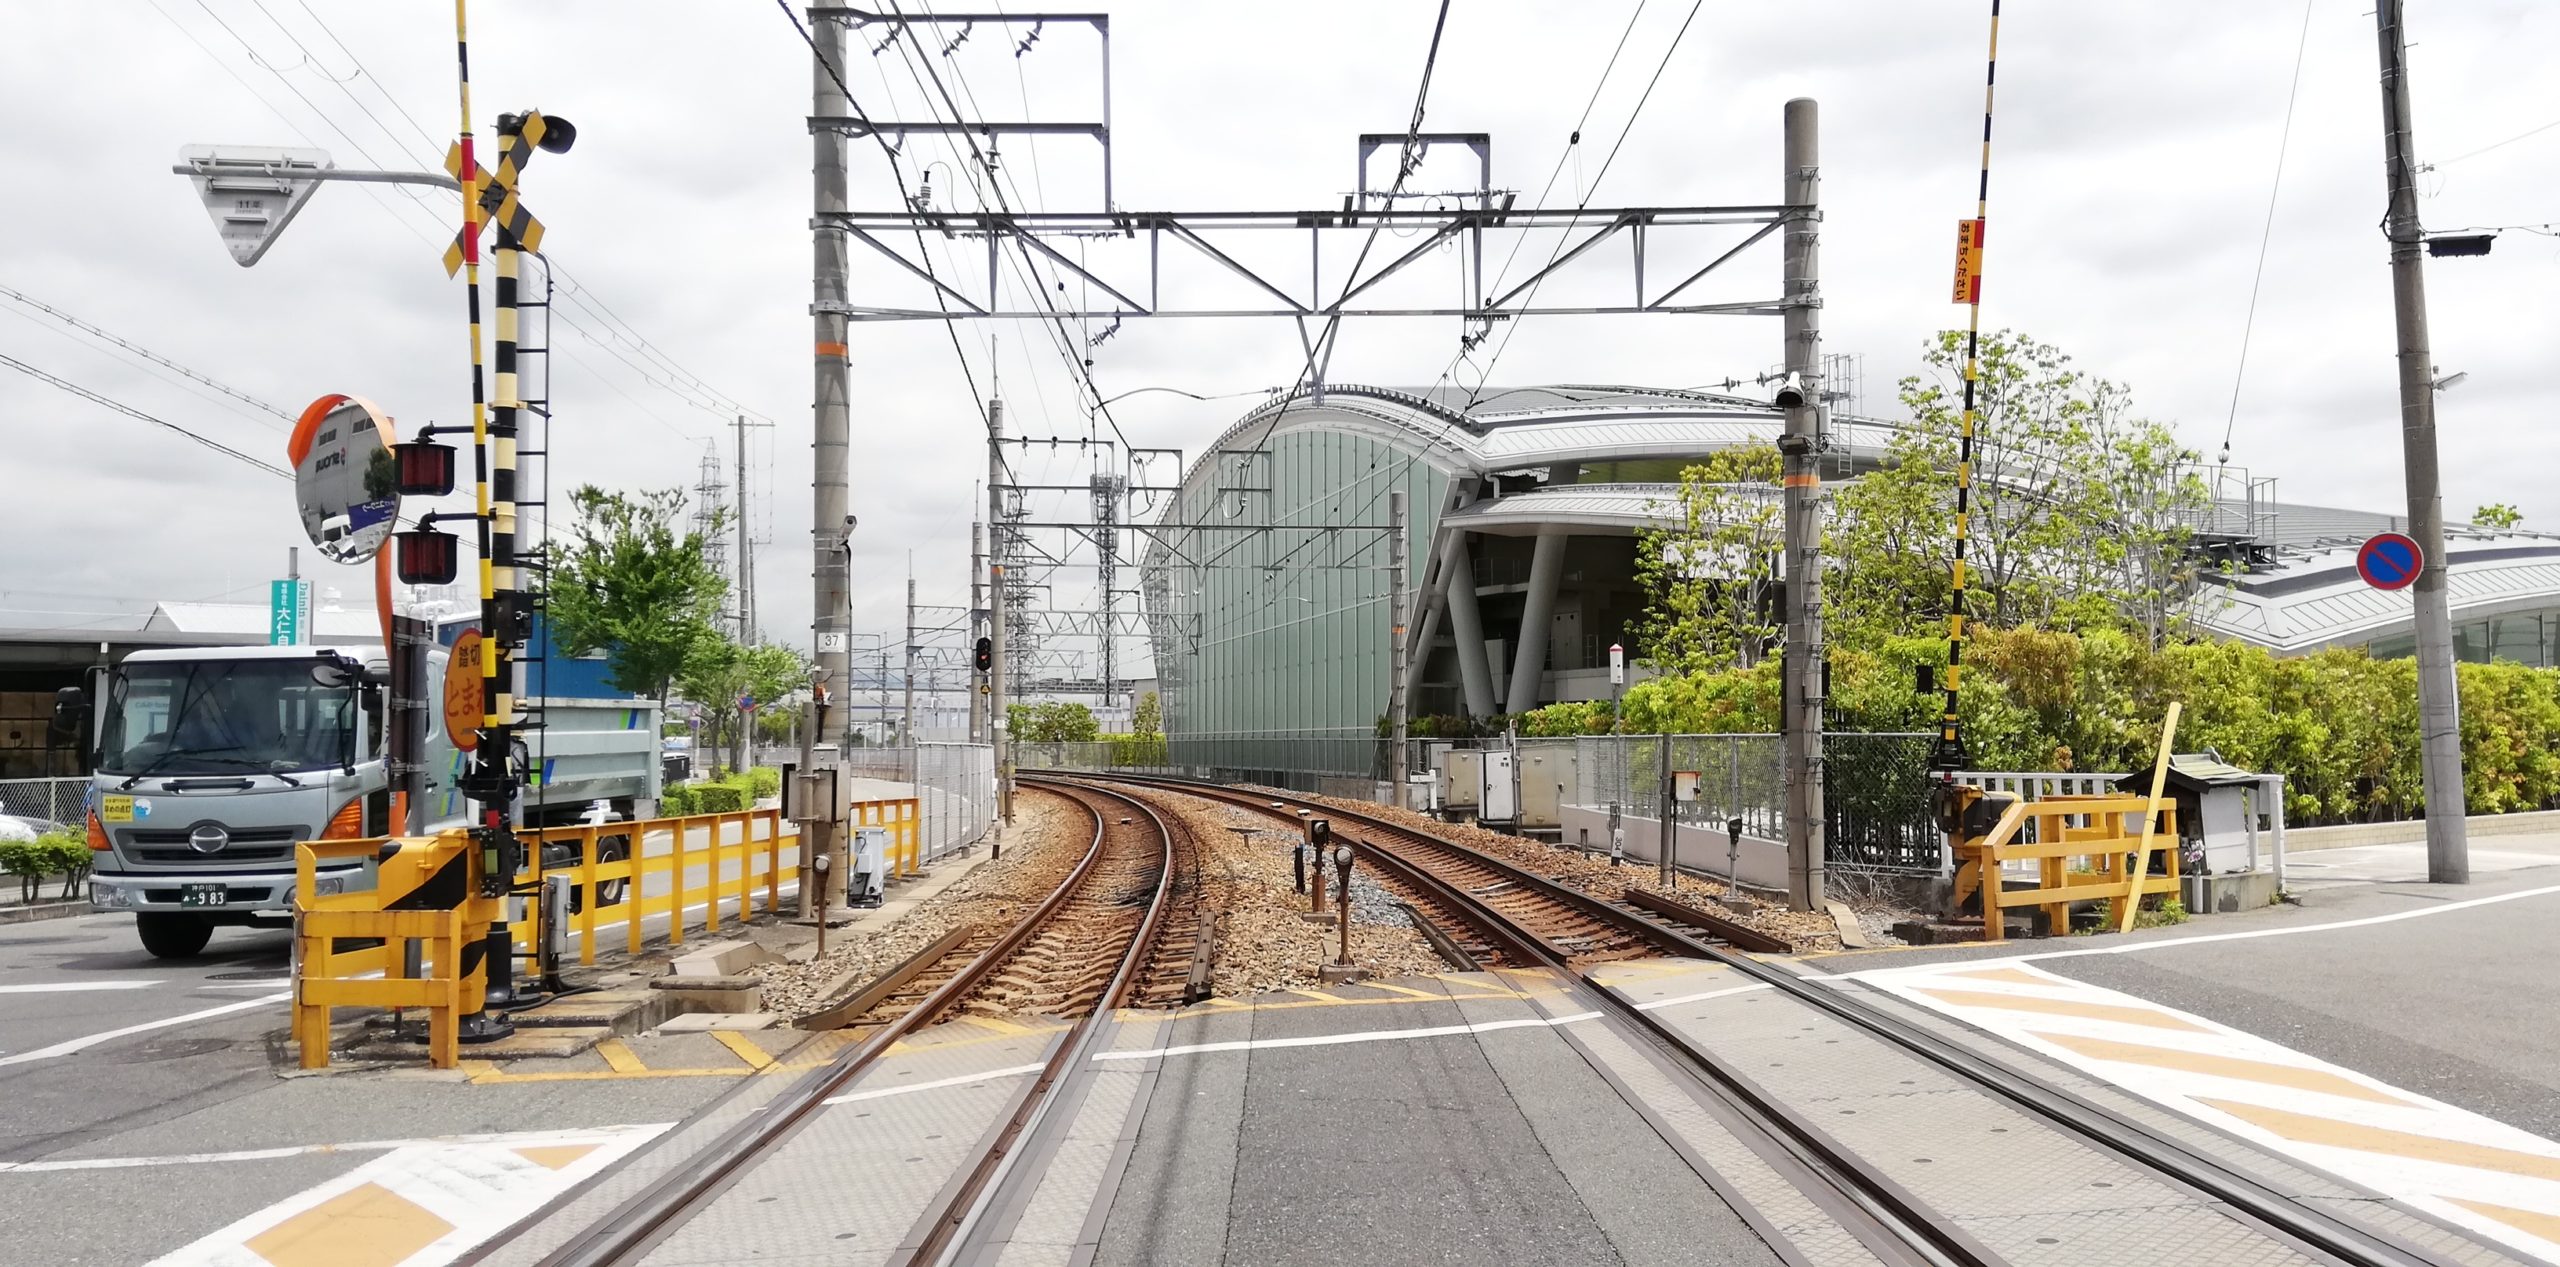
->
xmin=0 ymin=284 xmax=294 ymax=427
xmin=2220 ymin=0 xmax=2316 ymax=461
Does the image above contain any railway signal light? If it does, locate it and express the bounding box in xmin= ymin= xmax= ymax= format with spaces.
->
xmin=973 ymin=637 xmax=993 ymax=672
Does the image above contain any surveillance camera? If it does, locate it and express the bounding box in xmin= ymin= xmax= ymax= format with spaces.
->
xmin=844 ymin=513 xmax=857 ymax=527
xmin=1772 ymin=371 xmax=1809 ymax=411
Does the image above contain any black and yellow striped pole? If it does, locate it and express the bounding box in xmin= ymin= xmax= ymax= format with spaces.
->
xmin=1929 ymin=1 xmax=2000 ymax=774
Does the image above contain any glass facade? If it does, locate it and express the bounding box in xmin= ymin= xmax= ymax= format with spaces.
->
xmin=2363 ymin=607 xmax=2560 ymax=667
xmin=1141 ymin=419 xmax=1446 ymax=773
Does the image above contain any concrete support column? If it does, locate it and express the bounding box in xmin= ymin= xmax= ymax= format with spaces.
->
xmin=1445 ymin=533 xmax=1497 ymax=718
xmin=1506 ymin=529 xmax=1568 ymax=716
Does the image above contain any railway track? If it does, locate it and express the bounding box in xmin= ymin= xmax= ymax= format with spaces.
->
xmin=520 ymin=779 xmax=1184 ymax=1267
xmin=1078 ymin=773 xmax=2453 ymax=1267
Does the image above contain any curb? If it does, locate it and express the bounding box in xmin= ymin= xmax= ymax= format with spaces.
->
xmin=0 ymin=899 xmax=89 ymax=926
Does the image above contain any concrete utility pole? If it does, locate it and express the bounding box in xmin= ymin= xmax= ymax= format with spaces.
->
xmin=969 ymin=519 xmax=986 ymax=744
xmin=1777 ymin=97 xmax=1827 ymax=913
xmin=810 ymin=7 xmax=852 ymax=745
xmin=987 ymin=398 xmax=1013 ymax=823
xmin=2374 ymin=0 xmax=2467 ymax=884
xmin=904 ymin=573 xmax=916 ymax=746
xmin=1387 ymin=490 xmax=1410 ymax=800
xmin=734 ymin=414 xmax=768 ymax=643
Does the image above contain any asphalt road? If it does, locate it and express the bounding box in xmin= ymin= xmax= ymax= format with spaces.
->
xmin=0 ymin=817 xmax=804 ymax=1265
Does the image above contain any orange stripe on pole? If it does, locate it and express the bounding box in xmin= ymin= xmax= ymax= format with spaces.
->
xmin=816 ymin=342 xmax=848 ymax=358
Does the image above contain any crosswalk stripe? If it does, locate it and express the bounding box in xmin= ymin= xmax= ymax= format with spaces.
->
xmin=2030 ymin=1031 xmax=2412 ymax=1106
xmin=1907 ymin=986 xmax=2211 ymax=1032
xmin=2199 ymin=1098 xmax=2560 ymax=1184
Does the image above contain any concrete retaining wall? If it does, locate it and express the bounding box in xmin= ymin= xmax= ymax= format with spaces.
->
xmin=1558 ymin=804 xmax=1790 ymax=890
xmin=2283 ymin=807 xmax=2560 ymax=852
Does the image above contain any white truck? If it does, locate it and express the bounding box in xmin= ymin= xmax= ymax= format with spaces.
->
xmin=64 ymin=638 xmax=659 ymax=958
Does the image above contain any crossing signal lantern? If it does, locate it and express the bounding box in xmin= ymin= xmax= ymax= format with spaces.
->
xmin=973 ymin=637 xmax=993 ymax=672
xmin=394 ymin=437 xmax=456 ymax=496
xmin=395 ymin=528 xmax=459 ymax=585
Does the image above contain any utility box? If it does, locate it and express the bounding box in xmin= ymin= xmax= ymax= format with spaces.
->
xmin=2115 ymin=753 xmax=2263 ymax=874
xmin=848 ymin=826 xmax=889 ymax=907
xmin=1519 ymin=746 xmax=1568 ymax=830
xmin=1480 ymin=750 xmax=1517 ymax=826
xmin=1443 ymin=750 xmax=1482 ymax=814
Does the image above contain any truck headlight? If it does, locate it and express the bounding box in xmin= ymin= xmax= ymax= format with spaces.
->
xmin=91 ymin=883 xmax=130 ymax=909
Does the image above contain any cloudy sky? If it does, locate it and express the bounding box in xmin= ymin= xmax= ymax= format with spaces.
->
xmin=3 ymin=2 xmax=2553 ymax=690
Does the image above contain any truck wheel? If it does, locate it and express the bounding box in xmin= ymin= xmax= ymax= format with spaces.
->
xmin=572 ymin=834 xmax=630 ymax=912
xmin=136 ymin=913 xmax=214 ymax=959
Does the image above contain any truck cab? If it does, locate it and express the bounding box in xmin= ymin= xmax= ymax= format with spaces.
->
xmin=79 ymin=644 xmax=424 ymax=958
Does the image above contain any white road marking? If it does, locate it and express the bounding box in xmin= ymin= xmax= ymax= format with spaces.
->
xmin=1097 ymin=1010 xmax=1604 ymax=1062
xmin=0 ymin=1124 xmax=671 ymax=1174
xmin=0 ymin=980 xmax=163 ymax=994
xmin=1841 ymin=880 xmax=2560 ymax=981
xmin=818 ymin=1063 xmax=1045 ymax=1105
xmin=0 ymin=992 xmax=289 ymax=1068
xmin=1633 ymin=982 xmax=1772 ymax=1011
xmin=147 ymin=1125 xmax=664 ymax=1267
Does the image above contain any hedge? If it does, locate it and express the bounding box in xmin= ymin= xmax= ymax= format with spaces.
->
xmin=1517 ymin=627 xmax=2560 ymax=826
xmin=662 ymin=768 xmax=783 ymax=817
xmin=0 ymin=832 xmax=92 ymax=904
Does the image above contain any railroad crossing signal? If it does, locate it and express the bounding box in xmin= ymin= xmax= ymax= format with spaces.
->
xmin=441 ymin=111 xmax=564 ymax=276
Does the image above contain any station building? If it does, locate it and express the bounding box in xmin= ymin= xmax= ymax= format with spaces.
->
xmin=1137 ymin=384 xmax=2560 ymax=775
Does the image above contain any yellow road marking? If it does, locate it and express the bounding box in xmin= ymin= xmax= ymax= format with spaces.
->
xmin=594 ymin=1038 xmax=647 ymax=1074
xmin=513 ymin=1144 xmax=599 ymax=1171
xmin=955 ymin=1015 xmax=1037 ymax=1035
xmin=462 ymin=1066 xmax=749 ymax=1085
xmin=1283 ymin=988 xmax=1342 ymax=1003
xmin=2200 ymin=1099 xmax=2560 ymax=1184
xmin=1911 ymin=986 xmax=2210 ymax=1032
xmin=1362 ymin=982 xmax=1445 ymax=1000
xmin=2444 ymin=1197 xmax=2560 ymax=1248
xmin=2030 ymin=1031 xmax=2411 ymax=1106
xmin=244 ymin=1180 xmax=452 ymax=1267
xmin=711 ymin=1030 xmax=774 ymax=1070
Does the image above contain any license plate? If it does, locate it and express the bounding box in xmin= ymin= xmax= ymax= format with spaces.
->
xmin=179 ymin=884 xmax=228 ymax=907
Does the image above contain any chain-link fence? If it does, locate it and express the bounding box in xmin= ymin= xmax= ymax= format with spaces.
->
xmin=1564 ymin=732 xmax=1940 ymax=875
xmin=0 ymin=777 xmax=85 ymax=827
xmin=1823 ymin=733 xmax=1939 ymax=874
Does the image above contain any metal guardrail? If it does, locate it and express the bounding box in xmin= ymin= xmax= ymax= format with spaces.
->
xmin=291 ymin=804 xmax=916 ymax=1069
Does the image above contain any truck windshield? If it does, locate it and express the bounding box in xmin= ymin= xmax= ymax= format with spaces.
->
xmin=99 ymin=660 xmax=358 ymax=777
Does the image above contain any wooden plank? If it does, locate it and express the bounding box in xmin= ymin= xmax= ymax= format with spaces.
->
xmin=2119 ymin=702 xmax=2183 ymax=934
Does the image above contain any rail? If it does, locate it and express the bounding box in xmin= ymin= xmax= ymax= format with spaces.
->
xmin=524 ymin=781 xmax=1171 ymax=1267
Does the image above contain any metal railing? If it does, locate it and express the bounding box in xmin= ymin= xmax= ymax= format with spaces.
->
xmin=826 ymin=742 xmax=995 ymax=863
xmin=0 ymin=776 xmax=85 ymax=827
xmin=1567 ymin=732 xmax=1940 ymax=873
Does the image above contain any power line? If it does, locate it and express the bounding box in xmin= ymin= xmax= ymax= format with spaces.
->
xmin=286 ymin=0 xmax=447 ymax=154
xmin=2220 ymin=0 xmax=2316 ymax=460
xmin=2435 ymin=116 xmax=2560 ymax=168
xmin=0 ymin=353 xmax=289 ymax=477
xmin=0 ymin=284 xmax=294 ymax=427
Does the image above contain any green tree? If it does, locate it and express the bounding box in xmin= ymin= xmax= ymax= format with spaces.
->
xmin=1631 ymin=444 xmax=1784 ymax=675
xmin=548 ymin=486 xmax=731 ymax=702
xmin=679 ymin=641 xmax=811 ymax=771
xmin=1131 ymin=691 xmax=1162 ymax=739
xmin=1008 ymin=701 xmax=1099 ymax=742
xmin=2474 ymin=502 xmax=2524 ymax=530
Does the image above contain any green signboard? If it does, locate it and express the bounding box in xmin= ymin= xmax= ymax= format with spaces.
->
xmin=270 ymin=578 xmax=310 ymax=645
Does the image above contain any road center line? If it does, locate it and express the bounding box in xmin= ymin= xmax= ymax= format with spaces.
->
xmin=0 ymin=991 xmax=289 ymax=1068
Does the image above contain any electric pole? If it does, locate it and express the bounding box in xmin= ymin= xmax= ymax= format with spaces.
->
xmin=988 ymin=398 xmax=1012 ymax=824
xmin=2375 ymin=0 xmax=2468 ymax=883
xmin=734 ymin=414 xmax=769 ymax=643
xmin=903 ymin=572 xmax=916 ymax=747
xmin=1778 ymin=97 xmax=1826 ymax=913
xmin=970 ymin=519 xmax=986 ymax=744
xmin=810 ymin=7 xmax=852 ymax=745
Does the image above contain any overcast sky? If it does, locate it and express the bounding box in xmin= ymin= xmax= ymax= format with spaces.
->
xmin=4 ymin=2 xmax=2553 ymax=687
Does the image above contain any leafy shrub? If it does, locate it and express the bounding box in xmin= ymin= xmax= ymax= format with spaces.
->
xmin=0 ymin=833 xmax=91 ymax=903
xmin=660 ymin=783 xmax=699 ymax=816
xmin=745 ymin=767 xmax=782 ymax=800
xmin=693 ymin=782 xmax=750 ymax=813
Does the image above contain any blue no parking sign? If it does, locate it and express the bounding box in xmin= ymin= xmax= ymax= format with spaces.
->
xmin=2357 ymin=532 xmax=2424 ymax=592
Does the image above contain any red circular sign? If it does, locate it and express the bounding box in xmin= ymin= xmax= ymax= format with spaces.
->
xmin=2357 ymin=532 xmax=2424 ymax=592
